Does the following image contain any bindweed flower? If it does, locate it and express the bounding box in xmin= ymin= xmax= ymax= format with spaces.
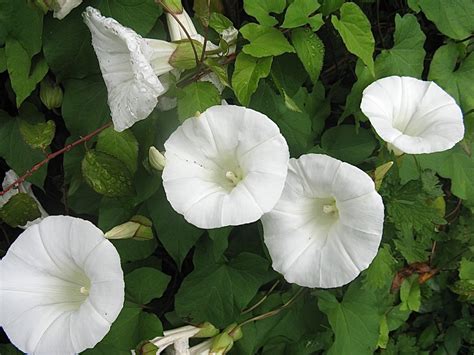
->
xmin=48 ymin=0 xmax=83 ymax=20
xmin=83 ymin=7 xmax=178 ymax=132
xmin=360 ymin=76 xmax=464 ymax=155
xmin=0 ymin=170 xmax=48 ymax=228
xmin=261 ymin=154 xmax=384 ymax=288
xmin=0 ymin=215 xmax=125 ymax=354
xmin=162 ymin=105 xmax=289 ymax=229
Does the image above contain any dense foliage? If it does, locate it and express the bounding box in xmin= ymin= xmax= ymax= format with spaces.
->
xmin=0 ymin=0 xmax=473 ymax=354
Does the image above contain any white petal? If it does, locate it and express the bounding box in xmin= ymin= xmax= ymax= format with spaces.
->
xmin=52 ymin=0 xmax=83 ymax=20
xmin=83 ymin=7 xmax=171 ymax=132
xmin=361 ymin=76 xmax=464 ymax=154
xmin=261 ymin=154 xmax=384 ymax=288
xmin=163 ymin=105 xmax=289 ymax=229
xmin=166 ymin=10 xmax=198 ymax=42
xmin=0 ymin=215 xmax=124 ymax=354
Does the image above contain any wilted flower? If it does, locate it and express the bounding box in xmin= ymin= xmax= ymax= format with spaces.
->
xmin=0 ymin=170 xmax=48 ymax=228
xmin=48 ymin=0 xmax=83 ymax=20
xmin=162 ymin=105 xmax=289 ymax=229
xmin=262 ymin=154 xmax=384 ymax=288
xmin=0 ymin=215 xmax=125 ymax=354
xmin=83 ymin=7 xmax=177 ymax=132
xmin=360 ymin=76 xmax=464 ymax=155
xmin=145 ymin=323 xmax=218 ymax=354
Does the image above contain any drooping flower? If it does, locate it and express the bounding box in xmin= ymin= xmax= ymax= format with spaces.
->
xmin=0 ymin=215 xmax=125 ymax=354
xmin=49 ymin=0 xmax=83 ymax=20
xmin=261 ymin=154 xmax=384 ymax=288
xmin=0 ymin=170 xmax=48 ymax=228
xmin=136 ymin=323 xmax=218 ymax=354
xmin=83 ymin=7 xmax=178 ymax=132
xmin=162 ymin=105 xmax=289 ymax=229
xmin=360 ymin=76 xmax=464 ymax=155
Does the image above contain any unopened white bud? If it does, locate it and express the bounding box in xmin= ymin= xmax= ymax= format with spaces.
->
xmin=149 ymin=146 xmax=166 ymax=171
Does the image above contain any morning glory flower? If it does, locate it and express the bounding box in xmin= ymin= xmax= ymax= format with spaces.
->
xmin=0 ymin=215 xmax=124 ymax=354
xmin=83 ymin=7 xmax=178 ymax=132
xmin=261 ymin=154 xmax=384 ymax=288
xmin=50 ymin=0 xmax=83 ymax=20
xmin=360 ymin=76 xmax=464 ymax=155
xmin=0 ymin=170 xmax=48 ymax=228
xmin=162 ymin=105 xmax=289 ymax=229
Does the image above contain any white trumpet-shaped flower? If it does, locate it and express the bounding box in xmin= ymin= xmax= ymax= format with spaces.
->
xmin=360 ymin=76 xmax=464 ymax=155
xmin=0 ymin=170 xmax=48 ymax=228
xmin=261 ymin=154 xmax=384 ymax=288
xmin=162 ymin=105 xmax=289 ymax=229
xmin=50 ymin=0 xmax=83 ymax=20
xmin=0 ymin=215 xmax=124 ymax=354
xmin=83 ymin=7 xmax=178 ymax=132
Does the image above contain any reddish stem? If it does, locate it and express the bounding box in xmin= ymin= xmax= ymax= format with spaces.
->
xmin=0 ymin=122 xmax=112 ymax=196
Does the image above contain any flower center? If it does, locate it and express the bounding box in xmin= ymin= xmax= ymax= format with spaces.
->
xmin=225 ymin=170 xmax=241 ymax=186
xmin=80 ymin=286 xmax=90 ymax=296
xmin=322 ymin=203 xmax=338 ymax=214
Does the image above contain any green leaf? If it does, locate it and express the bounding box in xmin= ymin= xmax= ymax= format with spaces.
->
xmin=250 ymin=82 xmax=313 ymax=156
xmin=281 ymin=0 xmax=320 ymax=28
xmin=177 ymin=82 xmax=221 ymax=122
xmin=243 ymin=0 xmax=286 ymax=26
xmin=5 ymin=38 xmax=49 ymax=107
xmin=320 ymin=125 xmax=377 ymax=164
xmin=331 ymin=2 xmax=375 ymax=75
xmin=175 ymin=252 xmax=270 ymax=328
xmin=317 ymin=283 xmax=383 ymax=355
xmin=418 ymin=0 xmax=474 ymax=40
xmin=364 ymin=244 xmax=398 ymax=290
xmin=209 ymin=13 xmax=233 ymax=33
xmin=387 ymin=180 xmax=446 ymax=233
xmin=400 ymin=275 xmax=421 ymax=312
xmin=459 ymin=258 xmax=474 ymax=280
xmin=0 ymin=47 xmax=6 ymax=73
xmin=43 ymin=6 xmax=99 ymax=80
xmin=231 ymin=53 xmax=272 ymax=106
xmin=84 ymin=303 xmax=163 ymax=353
xmin=0 ymin=193 xmax=41 ymax=228
xmin=125 ymin=267 xmax=171 ymax=304
xmin=320 ymin=0 xmax=345 ymax=16
xmin=0 ymin=111 xmax=48 ymax=187
xmin=19 ymin=120 xmax=55 ymax=150
xmin=62 ymin=75 xmax=110 ymax=136
xmin=291 ymin=28 xmax=325 ymax=82
xmin=376 ymin=14 xmax=426 ymax=78
xmin=240 ymin=24 xmax=295 ymax=58
xmin=96 ymin=127 xmax=139 ymax=174
xmin=0 ymin=0 xmax=43 ymax=56
xmin=417 ymin=143 xmax=474 ymax=202
xmin=429 ymin=43 xmax=474 ymax=113
xmin=146 ymin=186 xmax=203 ymax=267
xmin=82 ymin=151 xmax=134 ymax=197
xmin=91 ymin=0 xmax=163 ymax=35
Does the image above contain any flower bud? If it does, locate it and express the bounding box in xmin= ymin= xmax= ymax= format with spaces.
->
xmin=135 ymin=340 xmax=159 ymax=355
xmin=374 ymin=161 xmax=393 ymax=191
xmin=149 ymin=146 xmax=166 ymax=171
xmin=195 ymin=322 xmax=219 ymax=338
xmin=210 ymin=332 xmax=233 ymax=354
xmin=210 ymin=323 xmax=242 ymax=354
xmin=40 ymin=78 xmax=63 ymax=110
xmin=105 ymin=215 xmax=153 ymax=241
